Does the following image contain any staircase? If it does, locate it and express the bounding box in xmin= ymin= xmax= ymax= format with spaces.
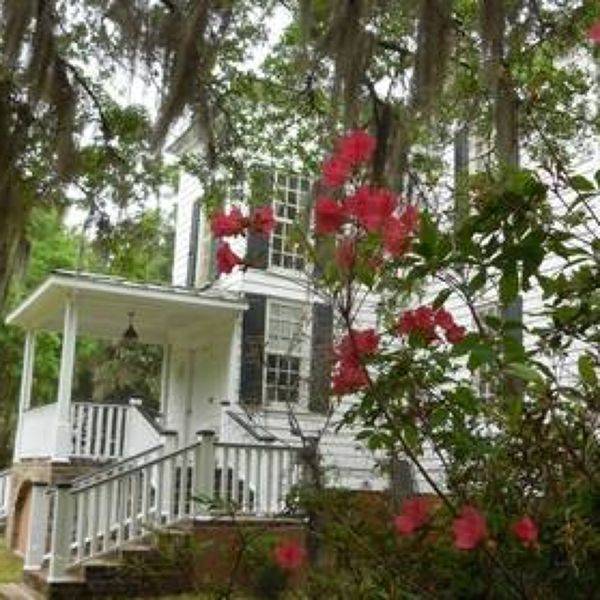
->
xmin=8 ymin=433 xmax=302 ymax=598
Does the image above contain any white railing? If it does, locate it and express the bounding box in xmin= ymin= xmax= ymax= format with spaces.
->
xmin=39 ymin=434 xmax=302 ymax=580
xmin=71 ymin=403 xmax=130 ymax=460
xmin=0 ymin=470 xmax=10 ymax=519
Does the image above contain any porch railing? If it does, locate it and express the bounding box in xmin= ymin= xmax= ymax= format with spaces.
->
xmin=31 ymin=434 xmax=302 ymax=581
xmin=0 ymin=469 xmax=10 ymax=520
xmin=71 ymin=403 xmax=129 ymax=460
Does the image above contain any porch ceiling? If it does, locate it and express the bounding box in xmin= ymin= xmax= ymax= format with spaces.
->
xmin=6 ymin=270 xmax=247 ymax=345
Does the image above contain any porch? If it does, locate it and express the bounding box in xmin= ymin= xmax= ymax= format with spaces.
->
xmin=6 ymin=270 xmax=249 ymax=464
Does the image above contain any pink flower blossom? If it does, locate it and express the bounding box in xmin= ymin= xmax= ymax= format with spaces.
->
xmin=331 ymin=360 xmax=369 ymax=395
xmin=383 ymin=216 xmax=410 ymax=257
xmin=322 ymin=156 xmax=351 ymax=188
xmin=587 ymin=21 xmax=600 ymax=44
xmin=453 ymin=506 xmax=488 ymax=550
xmin=394 ymin=497 xmax=431 ymax=536
xmin=249 ymin=205 xmax=275 ymax=236
xmin=445 ymin=325 xmax=466 ymax=345
xmin=346 ymin=186 xmax=397 ymax=233
xmin=211 ymin=207 xmax=245 ymax=238
xmin=335 ymin=238 xmax=356 ymax=273
xmin=336 ymin=130 xmax=376 ymax=166
xmin=337 ymin=329 xmax=380 ymax=359
xmin=216 ymin=242 xmax=243 ymax=275
xmin=512 ymin=516 xmax=539 ymax=548
xmin=315 ymin=197 xmax=347 ymax=234
xmin=274 ymin=540 xmax=306 ymax=571
xmin=399 ymin=204 xmax=420 ymax=233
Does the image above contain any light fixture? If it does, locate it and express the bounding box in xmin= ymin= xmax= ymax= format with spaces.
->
xmin=122 ymin=311 xmax=138 ymax=344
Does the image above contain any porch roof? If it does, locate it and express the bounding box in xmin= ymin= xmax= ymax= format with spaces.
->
xmin=6 ymin=270 xmax=247 ymax=345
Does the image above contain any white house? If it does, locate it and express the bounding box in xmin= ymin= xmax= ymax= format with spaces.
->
xmin=0 ymin=113 xmax=595 ymax=595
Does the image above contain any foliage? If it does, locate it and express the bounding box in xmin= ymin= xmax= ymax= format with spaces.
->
xmin=0 ymin=207 xmax=174 ymax=467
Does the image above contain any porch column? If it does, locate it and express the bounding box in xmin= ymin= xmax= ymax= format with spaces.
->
xmin=159 ymin=343 xmax=172 ymax=427
xmin=24 ymin=482 xmax=49 ymax=570
xmin=13 ymin=330 xmax=36 ymax=461
xmin=52 ymin=296 xmax=78 ymax=462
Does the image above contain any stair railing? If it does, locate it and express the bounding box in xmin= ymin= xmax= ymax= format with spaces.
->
xmin=43 ymin=433 xmax=302 ymax=581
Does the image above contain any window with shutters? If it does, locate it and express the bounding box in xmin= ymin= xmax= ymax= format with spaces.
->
xmin=269 ymin=172 xmax=311 ymax=271
xmin=264 ymin=300 xmax=311 ymax=405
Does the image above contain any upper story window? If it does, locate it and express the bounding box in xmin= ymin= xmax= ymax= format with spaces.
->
xmin=264 ymin=300 xmax=310 ymax=405
xmin=269 ymin=171 xmax=310 ymax=271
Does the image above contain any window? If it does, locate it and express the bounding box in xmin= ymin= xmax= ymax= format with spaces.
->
xmin=270 ymin=172 xmax=310 ymax=271
xmin=264 ymin=301 xmax=310 ymax=404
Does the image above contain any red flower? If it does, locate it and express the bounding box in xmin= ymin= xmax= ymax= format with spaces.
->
xmin=336 ymin=129 xmax=376 ymax=166
xmin=394 ymin=497 xmax=431 ymax=536
xmin=337 ymin=329 xmax=380 ymax=359
xmin=453 ymin=506 xmax=488 ymax=550
xmin=322 ymin=156 xmax=351 ymax=187
xmin=434 ymin=308 xmax=455 ymax=331
xmin=398 ymin=306 xmax=465 ymax=345
xmin=216 ymin=241 xmax=243 ymax=275
xmin=347 ymin=186 xmax=397 ymax=233
xmin=335 ymin=238 xmax=356 ymax=273
xmin=274 ymin=540 xmax=306 ymax=571
xmin=211 ymin=207 xmax=245 ymax=238
xmin=399 ymin=204 xmax=420 ymax=233
xmin=512 ymin=516 xmax=539 ymax=548
xmin=587 ymin=21 xmax=600 ymax=44
xmin=249 ymin=205 xmax=275 ymax=236
xmin=315 ymin=197 xmax=346 ymax=234
xmin=383 ymin=216 xmax=410 ymax=257
xmin=332 ymin=360 xmax=369 ymax=395
xmin=445 ymin=325 xmax=466 ymax=345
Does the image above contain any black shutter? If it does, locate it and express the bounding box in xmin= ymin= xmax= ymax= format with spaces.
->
xmin=186 ymin=200 xmax=200 ymax=287
xmin=240 ymin=294 xmax=266 ymax=405
xmin=246 ymin=169 xmax=273 ymax=270
xmin=309 ymin=302 xmax=334 ymax=413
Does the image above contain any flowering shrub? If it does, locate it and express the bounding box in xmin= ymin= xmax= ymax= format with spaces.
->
xmin=210 ymin=129 xmax=600 ymax=597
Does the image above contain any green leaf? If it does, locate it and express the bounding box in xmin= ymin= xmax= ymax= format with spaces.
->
xmin=505 ymin=363 xmax=543 ymax=384
xmin=568 ymin=174 xmax=595 ymax=192
xmin=578 ymin=354 xmax=597 ymax=387
xmin=468 ymin=344 xmax=495 ymax=370
xmin=432 ymin=288 xmax=452 ymax=310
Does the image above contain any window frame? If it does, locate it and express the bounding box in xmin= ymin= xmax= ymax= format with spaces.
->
xmin=263 ymin=298 xmax=312 ymax=408
xmin=268 ymin=170 xmax=311 ymax=273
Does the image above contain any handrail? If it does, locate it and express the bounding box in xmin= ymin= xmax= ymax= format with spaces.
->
xmin=71 ymin=443 xmax=164 ymax=489
xmin=71 ymin=438 xmax=301 ymax=495
xmin=226 ymin=410 xmax=278 ymax=443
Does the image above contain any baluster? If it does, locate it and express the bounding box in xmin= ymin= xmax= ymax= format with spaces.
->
xmin=102 ymin=482 xmax=112 ymax=553
xmin=231 ymin=448 xmax=240 ymax=506
xmin=254 ymin=448 xmax=262 ymax=515
xmin=75 ymin=491 xmax=86 ymax=561
xmin=73 ymin=405 xmax=81 ymax=455
xmin=265 ymin=449 xmax=273 ymax=515
xmin=166 ymin=456 xmax=176 ymax=523
xmin=155 ymin=461 xmax=164 ymax=525
xmin=118 ymin=407 xmax=127 ymax=457
xmin=178 ymin=450 xmax=187 ymax=518
xmin=88 ymin=487 xmax=98 ymax=556
xmin=243 ymin=448 xmax=251 ymax=513
xmin=83 ymin=406 xmax=93 ymax=457
xmin=276 ymin=449 xmax=285 ymax=512
xmin=130 ymin=472 xmax=139 ymax=539
xmin=142 ymin=464 xmax=152 ymax=529
xmin=107 ymin=407 xmax=116 ymax=458
xmin=94 ymin=406 xmax=103 ymax=459
xmin=220 ymin=446 xmax=229 ymax=503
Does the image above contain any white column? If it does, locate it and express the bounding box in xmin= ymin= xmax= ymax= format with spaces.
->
xmin=14 ymin=330 xmax=36 ymax=461
xmin=183 ymin=349 xmax=195 ymax=446
xmin=159 ymin=343 xmax=172 ymax=427
xmin=52 ymin=296 xmax=78 ymax=462
xmin=24 ymin=482 xmax=49 ymax=570
xmin=48 ymin=483 xmax=74 ymax=582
